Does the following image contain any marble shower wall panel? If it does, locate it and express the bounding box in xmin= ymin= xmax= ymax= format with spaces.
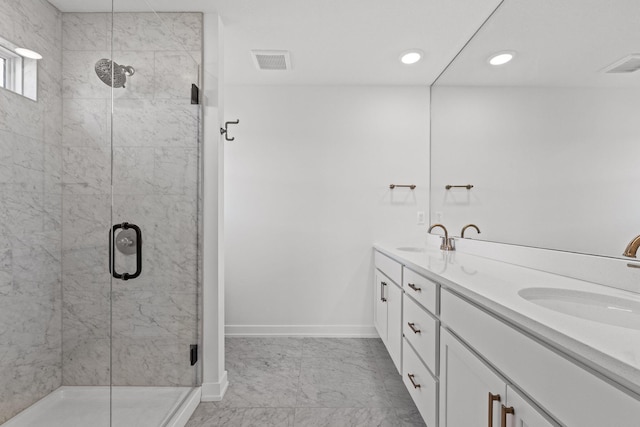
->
xmin=61 ymin=11 xmax=202 ymax=387
xmin=0 ymin=0 xmax=63 ymax=423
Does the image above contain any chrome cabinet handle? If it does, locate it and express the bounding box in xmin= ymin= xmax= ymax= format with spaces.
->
xmin=407 ymin=322 xmax=421 ymax=334
xmin=501 ymin=404 xmax=514 ymax=427
xmin=380 ymin=281 xmax=387 ymax=302
xmin=488 ymin=392 xmax=501 ymax=427
xmin=408 ymin=283 xmax=421 ymax=292
xmin=407 ymin=373 xmax=421 ymax=389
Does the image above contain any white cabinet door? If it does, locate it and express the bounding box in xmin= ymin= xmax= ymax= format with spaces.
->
xmin=503 ymin=386 xmax=555 ymax=427
xmin=440 ymin=329 xmax=506 ymax=427
xmin=374 ymin=270 xmax=388 ymax=343
xmin=386 ymin=281 xmax=402 ymax=373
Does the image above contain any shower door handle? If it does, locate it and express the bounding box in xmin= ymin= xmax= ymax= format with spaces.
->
xmin=109 ymin=222 xmax=142 ymax=281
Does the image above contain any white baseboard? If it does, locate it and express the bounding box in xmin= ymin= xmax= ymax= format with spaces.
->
xmin=225 ymin=324 xmax=378 ymax=337
xmin=200 ymin=371 xmax=229 ymax=402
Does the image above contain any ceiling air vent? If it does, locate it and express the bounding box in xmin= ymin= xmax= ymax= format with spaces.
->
xmin=602 ymin=54 xmax=640 ymax=73
xmin=251 ymin=50 xmax=291 ymax=71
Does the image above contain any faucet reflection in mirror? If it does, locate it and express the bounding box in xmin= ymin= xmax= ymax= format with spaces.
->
xmin=623 ymin=235 xmax=640 ymax=258
xmin=461 ymin=224 xmax=481 ymax=239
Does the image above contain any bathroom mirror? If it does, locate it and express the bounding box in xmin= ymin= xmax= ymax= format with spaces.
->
xmin=430 ymin=0 xmax=640 ymax=259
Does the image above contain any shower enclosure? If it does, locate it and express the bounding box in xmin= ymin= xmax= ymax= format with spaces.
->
xmin=0 ymin=0 xmax=203 ymax=425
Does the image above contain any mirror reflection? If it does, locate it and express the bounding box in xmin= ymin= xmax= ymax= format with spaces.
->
xmin=431 ymin=0 xmax=640 ymax=259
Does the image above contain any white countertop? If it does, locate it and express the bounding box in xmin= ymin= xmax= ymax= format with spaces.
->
xmin=374 ymin=242 xmax=640 ymax=397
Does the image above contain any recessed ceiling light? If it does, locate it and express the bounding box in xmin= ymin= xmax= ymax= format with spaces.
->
xmin=488 ymin=51 xmax=515 ymax=66
xmin=15 ymin=47 xmax=43 ymax=60
xmin=400 ymin=50 xmax=424 ymax=65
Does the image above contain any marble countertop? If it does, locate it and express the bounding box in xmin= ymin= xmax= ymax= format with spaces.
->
xmin=374 ymin=243 xmax=640 ymax=397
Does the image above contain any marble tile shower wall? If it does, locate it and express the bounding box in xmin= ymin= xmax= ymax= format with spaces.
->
xmin=61 ymin=12 xmax=202 ymax=386
xmin=0 ymin=0 xmax=63 ymax=423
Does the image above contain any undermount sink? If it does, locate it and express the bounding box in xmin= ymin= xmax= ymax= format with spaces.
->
xmin=519 ymin=287 xmax=640 ymax=330
xmin=396 ymin=247 xmax=426 ymax=253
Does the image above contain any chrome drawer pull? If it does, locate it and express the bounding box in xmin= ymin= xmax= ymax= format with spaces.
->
xmin=408 ymin=283 xmax=421 ymax=292
xmin=407 ymin=373 xmax=421 ymax=389
xmin=407 ymin=322 xmax=421 ymax=334
xmin=380 ymin=281 xmax=387 ymax=302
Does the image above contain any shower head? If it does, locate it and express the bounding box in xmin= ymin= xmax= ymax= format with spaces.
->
xmin=95 ymin=59 xmax=135 ymax=88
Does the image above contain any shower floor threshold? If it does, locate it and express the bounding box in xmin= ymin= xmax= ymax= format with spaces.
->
xmin=2 ymin=386 xmax=200 ymax=427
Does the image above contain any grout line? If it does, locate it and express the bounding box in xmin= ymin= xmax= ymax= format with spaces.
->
xmin=294 ymin=344 xmax=304 ymax=410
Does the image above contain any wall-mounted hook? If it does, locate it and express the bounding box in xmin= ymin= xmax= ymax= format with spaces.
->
xmin=220 ymin=119 xmax=239 ymax=141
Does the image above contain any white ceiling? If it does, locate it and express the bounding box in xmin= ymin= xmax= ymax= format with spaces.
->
xmin=48 ymin=0 xmax=503 ymax=85
xmin=436 ymin=0 xmax=640 ymax=87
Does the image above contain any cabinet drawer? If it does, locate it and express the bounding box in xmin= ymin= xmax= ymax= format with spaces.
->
xmin=403 ymin=267 xmax=438 ymax=315
xmin=441 ymin=289 xmax=640 ymax=427
xmin=403 ymin=294 xmax=438 ymax=374
xmin=375 ymin=251 xmax=402 ymax=285
xmin=402 ymin=338 xmax=437 ymax=427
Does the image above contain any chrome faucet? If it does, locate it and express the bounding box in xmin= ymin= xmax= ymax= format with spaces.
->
xmin=623 ymin=235 xmax=640 ymax=258
xmin=428 ymin=223 xmax=454 ymax=251
xmin=461 ymin=224 xmax=481 ymax=238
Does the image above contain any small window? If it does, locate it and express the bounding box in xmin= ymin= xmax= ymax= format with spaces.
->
xmin=0 ymin=44 xmax=23 ymax=93
xmin=0 ymin=36 xmax=38 ymax=100
xmin=0 ymin=57 xmax=6 ymax=88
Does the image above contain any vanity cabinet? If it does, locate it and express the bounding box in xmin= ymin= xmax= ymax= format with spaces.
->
xmin=403 ymin=294 xmax=438 ymax=374
xmin=440 ymin=328 xmax=506 ymax=427
xmin=374 ymin=252 xmax=402 ymax=373
xmin=403 ymin=267 xmax=438 ymax=314
xmin=504 ymin=386 xmax=555 ymax=427
xmin=440 ymin=288 xmax=640 ymax=427
xmin=402 ymin=268 xmax=440 ymax=426
xmin=440 ymin=328 xmax=554 ymax=427
xmin=374 ymin=270 xmax=389 ymax=342
xmin=403 ymin=337 xmax=438 ymax=427
xmin=374 ymin=246 xmax=640 ymax=427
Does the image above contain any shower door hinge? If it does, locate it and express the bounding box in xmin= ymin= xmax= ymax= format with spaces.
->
xmin=191 ymin=84 xmax=199 ymax=105
xmin=190 ymin=344 xmax=198 ymax=366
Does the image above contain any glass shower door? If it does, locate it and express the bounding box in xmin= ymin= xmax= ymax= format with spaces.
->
xmin=109 ymin=3 xmax=202 ymax=425
xmin=58 ymin=2 xmax=115 ymax=425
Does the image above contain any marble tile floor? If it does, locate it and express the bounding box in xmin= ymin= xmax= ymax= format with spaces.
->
xmin=186 ymin=337 xmax=426 ymax=427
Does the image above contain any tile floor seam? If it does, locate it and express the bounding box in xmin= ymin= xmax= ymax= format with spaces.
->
xmin=294 ymin=350 xmax=303 ymax=410
xmin=292 ymin=342 xmax=303 ymax=426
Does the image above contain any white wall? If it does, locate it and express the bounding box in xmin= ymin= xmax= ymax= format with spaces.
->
xmin=431 ymin=86 xmax=640 ymax=259
xmin=224 ymin=85 xmax=429 ymax=335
